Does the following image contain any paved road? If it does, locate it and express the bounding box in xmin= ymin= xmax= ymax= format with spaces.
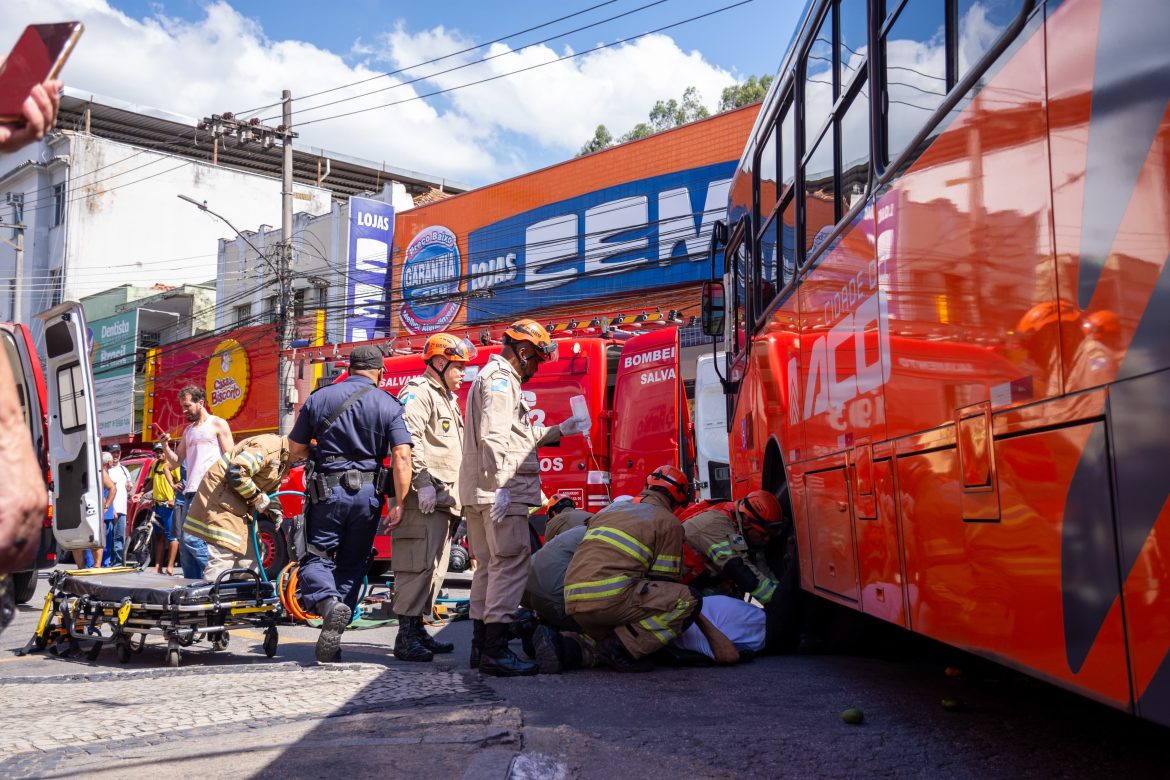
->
xmin=1 ymin=568 xmax=1167 ymax=778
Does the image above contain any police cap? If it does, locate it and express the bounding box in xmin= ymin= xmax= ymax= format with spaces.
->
xmin=349 ymin=345 xmax=384 ymax=371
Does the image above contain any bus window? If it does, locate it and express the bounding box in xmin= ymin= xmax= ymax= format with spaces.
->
xmin=758 ymin=215 xmax=779 ymax=310
xmin=956 ymin=0 xmax=1027 ymax=80
xmin=780 ymin=200 xmax=796 ymax=285
xmin=838 ymin=0 xmax=868 ymax=89
xmin=839 ymin=84 xmax=870 ymax=212
xmin=803 ymin=126 xmax=835 ymax=254
xmin=781 ymin=107 xmax=796 ymax=192
xmin=757 ymin=122 xmax=779 ymax=220
xmin=883 ymin=0 xmax=947 ymax=164
xmin=805 ymin=10 xmax=834 ymax=140
xmin=731 ymin=238 xmax=749 ymax=353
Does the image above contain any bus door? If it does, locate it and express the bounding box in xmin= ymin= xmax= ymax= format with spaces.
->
xmin=610 ymin=327 xmax=685 ymax=498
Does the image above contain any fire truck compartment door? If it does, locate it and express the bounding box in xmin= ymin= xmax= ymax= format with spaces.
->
xmin=611 ymin=327 xmax=684 ymax=498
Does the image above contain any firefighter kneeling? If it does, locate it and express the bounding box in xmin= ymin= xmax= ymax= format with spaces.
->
xmin=537 ymin=466 xmax=699 ymax=673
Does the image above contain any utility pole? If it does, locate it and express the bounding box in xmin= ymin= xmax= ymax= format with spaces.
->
xmin=1 ymin=223 xmax=25 ymax=322
xmin=198 ymin=95 xmax=298 ymax=433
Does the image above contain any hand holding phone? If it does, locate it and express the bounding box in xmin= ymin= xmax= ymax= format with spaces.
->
xmin=151 ymin=422 xmax=170 ymax=441
xmin=0 ymin=23 xmax=83 ymax=152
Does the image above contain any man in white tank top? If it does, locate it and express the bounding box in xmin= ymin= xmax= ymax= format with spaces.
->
xmin=161 ymin=385 xmax=234 ymax=579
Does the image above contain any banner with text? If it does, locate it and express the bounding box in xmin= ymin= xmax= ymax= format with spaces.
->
xmin=346 ymin=196 xmax=395 ymax=342
xmin=89 ymin=310 xmax=139 ymax=439
xmin=461 ymin=161 xmax=734 ymax=324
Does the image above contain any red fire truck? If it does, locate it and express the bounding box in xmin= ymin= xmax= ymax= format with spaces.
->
xmin=266 ymin=325 xmax=693 ymax=578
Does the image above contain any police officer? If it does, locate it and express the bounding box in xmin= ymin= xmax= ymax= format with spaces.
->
xmin=288 ymin=344 xmax=413 ymax=663
xmin=458 ymin=319 xmax=589 ymax=677
xmin=392 ymin=333 xmax=477 ymax=662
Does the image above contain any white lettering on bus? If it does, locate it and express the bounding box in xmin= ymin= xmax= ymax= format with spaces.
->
xmin=802 ymin=291 xmax=891 ymax=423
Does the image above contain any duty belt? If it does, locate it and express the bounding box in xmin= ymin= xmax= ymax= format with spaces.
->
xmin=319 ymin=470 xmax=377 ymax=489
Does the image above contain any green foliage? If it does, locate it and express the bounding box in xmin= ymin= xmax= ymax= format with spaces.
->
xmin=718 ymin=74 xmax=774 ymax=111
xmin=579 ymin=124 xmax=614 ymax=156
xmin=576 ymin=86 xmax=710 ymax=155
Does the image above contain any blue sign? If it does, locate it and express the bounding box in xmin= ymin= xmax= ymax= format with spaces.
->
xmin=399 ymin=225 xmax=462 ymax=334
xmin=345 ymin=196 xmax=395 ymax=342
xmin=463 ymin=161 xmax=735 ymax=324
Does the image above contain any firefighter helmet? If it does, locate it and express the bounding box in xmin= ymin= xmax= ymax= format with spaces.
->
xmin=503 ymin=319 xmax=557 ymax=362
xmin=736 ymin=490 xmax=784 ymax=537
xmin=539 ymin=492 xmax=576 ymax=519
xmin=423 ymin=333 xmax=477 ymax=363
xmin=1083 ymin=309 xmax=1121 ymax=338
xmin=645 ymin=465 xmax=692 ymax=506
xmin=1017 ymin=300 xmax=1081 ymax=334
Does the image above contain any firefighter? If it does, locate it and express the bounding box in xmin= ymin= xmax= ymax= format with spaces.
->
xmin=458 ymin=319 xmax=590 ymax=677
xmin=540 ymin=493 xmax=592 ymax=542
xmin=538 ymin=466 xmax=700 ymax=673
xmin=392 ymin=333 xmax=477 ymax=662
xmin=683 ymin=490 xmax=785 ymax=606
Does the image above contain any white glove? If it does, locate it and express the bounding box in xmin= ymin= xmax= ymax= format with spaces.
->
xmin=253 ymin=493 xmax=271 ymax=513
xmin=559 ymin=416 xmax=589 ymax=436
xmin=490 ymin=488 xmax=511 ymax=523
xmin=417 ymin=484 xmax=438 ymax=514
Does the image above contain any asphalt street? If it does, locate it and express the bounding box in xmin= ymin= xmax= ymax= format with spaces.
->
xmin=1 ymin=568 xmax=1167 ymax=779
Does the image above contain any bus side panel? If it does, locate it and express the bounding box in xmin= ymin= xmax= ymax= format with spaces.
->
xmin=900 ymin=422 xmax=1130 ymax=709
xmin=1110 ymin=370 xmax=1170 ymax=726
xmin=804 ymin=466 xmax=860 ymax=603
xmin=856 ymin=458 xmax=906 ymax=627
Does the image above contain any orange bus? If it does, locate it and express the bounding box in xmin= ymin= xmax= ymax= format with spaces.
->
xmin=700 ymin=0 xmax=1170 ymax=724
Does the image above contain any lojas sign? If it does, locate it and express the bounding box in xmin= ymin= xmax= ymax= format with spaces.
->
xmin=346 ymin=196 xmax=395 ymax=342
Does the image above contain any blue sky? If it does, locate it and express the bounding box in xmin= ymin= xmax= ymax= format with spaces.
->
xmin=4 ymin=0 xmax=805 ymax=184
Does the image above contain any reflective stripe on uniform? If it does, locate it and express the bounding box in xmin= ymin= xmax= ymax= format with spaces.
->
xmin=751 ymin=577 xmax=778 ymax=603
xmin=183 ymin=515 xmax=244 ymax=549
xmin=583 ymin=526 xmax=652 ymax=567
xmin=706 ymin=540 xmax=733 ymax=565
xmin=564 ymin=574 xmax=633 ymax=602
xmin=637 ymin=597 xmax=693 ymax=645
xmin=650 ymin=553 xmax=681 ymax=576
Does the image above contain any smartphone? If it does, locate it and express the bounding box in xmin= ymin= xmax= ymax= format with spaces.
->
xmin=151 ymin=422 xmax=168 ymax=439
xmin=0 ymin=23 xmax=84 ymax=123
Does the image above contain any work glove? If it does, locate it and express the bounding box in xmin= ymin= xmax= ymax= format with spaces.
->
xmin=417 ymin=484 xmax=438 ymax=514
xmin=490 ymin=488 xmax=511 ymax=523
xmin=264 ymin=502 xmax=284 ymax=531
xmin=558 ymin=415 xmax=589 ymax=436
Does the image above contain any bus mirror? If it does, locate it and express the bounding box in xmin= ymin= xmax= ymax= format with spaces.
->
xmin=708 ymin=220 xmax=728 ymax=256
xmin=701 ymin=280 xmax=726 ymax=338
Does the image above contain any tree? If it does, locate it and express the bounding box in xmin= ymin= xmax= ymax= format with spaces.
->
xmin=719 ymin=74 xmax=774 ymax=111
xmin=579 ymin=124 xmax=614 ymax=156
xmin=618 ymin=122 xmax=653 ymax=143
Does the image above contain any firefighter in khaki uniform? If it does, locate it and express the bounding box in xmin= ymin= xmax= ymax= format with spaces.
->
xmin=392 ymin=333 xmax=477 ymax=662
xmin=541 ymin=466 xmax=700 ymax=673
xmin=540 ymin=493 xmax=593 ymax=542
xmin=683 ymin=490 xmax=785 ymax=605
xmin=458 ymin=319 xmax=589 ymax=677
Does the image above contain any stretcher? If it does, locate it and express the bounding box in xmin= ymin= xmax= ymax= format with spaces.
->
xmin=22 ymin=567 xmax=281 ymax=667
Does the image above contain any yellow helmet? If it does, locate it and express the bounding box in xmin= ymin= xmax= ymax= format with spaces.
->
xmin=503 ymin=319 xmax=557 ymax=362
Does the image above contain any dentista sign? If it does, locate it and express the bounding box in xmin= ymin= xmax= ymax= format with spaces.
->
xmin=206 ymin=338 xmax=251 ymax=420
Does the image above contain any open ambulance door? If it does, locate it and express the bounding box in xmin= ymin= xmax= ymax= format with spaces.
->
xmin=36 ymin=302 xmax=103 ymax=550
xmin=610 ymin=326 xmax=689 ymax=498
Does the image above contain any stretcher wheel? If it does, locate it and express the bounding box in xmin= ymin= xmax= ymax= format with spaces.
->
xmin=85 ymin=642 xmax=103 ymax=661
xmin=165 ymin=648 xmax=181 ymax=668
xmin=211 ymin=632 xmax=230 ymax=651
xmin=263 ymin=626 xmax=278 ymax=658
xmin=115 ymin=636 xmax=131 ymax=664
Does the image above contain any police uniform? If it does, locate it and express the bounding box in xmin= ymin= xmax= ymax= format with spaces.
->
xmin=393 ymin=372 xmax=463 ymax=618
xmin=684 ymin=508 xmax=779 ymax=604
xmin=563 ymin=491 xmax=699 ymax=659
xmin=290 ymin=373 xmax=412 ymax=612
xmin=458 ymin=354 xmax=562 ymax=624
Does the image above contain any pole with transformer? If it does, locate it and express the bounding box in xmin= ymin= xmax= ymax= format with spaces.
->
xmin=197 ymin=94 xmax=298 ymax=433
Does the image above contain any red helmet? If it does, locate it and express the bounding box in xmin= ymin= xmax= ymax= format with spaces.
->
xmin=737 ymin=490 xmax=784 ymax=536
xmin=1082 ymin=309 xmax=1120 ymax=338
xmin=1017 ymin=300 xmax=1081 ymax=334
xmin=645 ymin=465 xmax=692 ymax=506
xmin=539 ymin=492 xmax=576 ymax=518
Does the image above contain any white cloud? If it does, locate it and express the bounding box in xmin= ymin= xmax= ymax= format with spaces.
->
xmin=1 ymin=0 xmax=737 ymax=184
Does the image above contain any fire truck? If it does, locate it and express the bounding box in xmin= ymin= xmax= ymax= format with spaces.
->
xmin=267 ymin=324 xmax=694 ymax=578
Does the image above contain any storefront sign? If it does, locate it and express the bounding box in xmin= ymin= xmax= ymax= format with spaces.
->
xmin=205 ymin=338 xmax=250 ymax=420
xmin=346 ymin=196 xmax=395 ymax=342
xmin=399 ymin=225 xmax=462 ymax=334
xmin=89 ymin=310 xmax=139 ymax=438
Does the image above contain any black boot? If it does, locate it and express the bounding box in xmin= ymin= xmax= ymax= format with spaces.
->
xmin=595 ymin=633 xmax=653 ymax=673
xmin=469 ymin=619 xmax=485 ymax=669
xmin=479 ymin=623 xmax=538 ymax=677
xmin=394 ymin=615 xmax=433 ymax=662
xmin=314 ymin=598 xmax=352 ymax=663
xmin=415 ymin=616 xmax=454 ymax=654
xmin=510 ymin=609 xmax=538 ymax=658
